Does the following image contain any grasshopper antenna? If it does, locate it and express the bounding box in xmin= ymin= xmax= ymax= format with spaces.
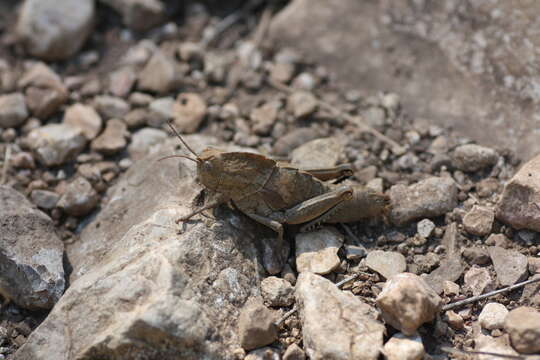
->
xmin=157 ymin=154 xmax=199 ymax=163
xmin=167 ymin=121 xmax=200 ymax=160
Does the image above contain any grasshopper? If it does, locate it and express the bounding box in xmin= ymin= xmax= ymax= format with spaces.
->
xmin=162 ymin=123 xmax=390 ymax=241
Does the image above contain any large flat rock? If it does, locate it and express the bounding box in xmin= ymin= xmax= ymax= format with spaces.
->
xmin=14 ymin=136 xmax=267 ymax=360
xmin=270 ymin=0 xmax=540 ymax=160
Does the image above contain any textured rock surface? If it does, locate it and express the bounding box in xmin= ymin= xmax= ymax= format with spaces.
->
xmin=478 ymin=302 xmax=508 ymax=331
xmin=27 ymin=124 xmax=87 ymax=166
xmin=0 ymin=186 xmax=64 ymax=310
xmin=0 ymin=93 xmax=28 ymax=128
xmin=496 ymin=154 xmax=540 ymax=231
xmin=377 ymin=273 xmax=442 ymax=335
xmin=488 ymin=247 xmax=528 ymax=286
xmin=290 ymin=137 xmax=343 ymax=168
xmin=463 ymin=206 xmax=494 ymax=236
xmin=14 ymin=137 xmax=265 ymax=360
xmin=504 ymin=307 xmax=540 ymax=354
xmin=365 ymin=250 xmax=407 ymax=280
xmin=295 ymin=227 xmax=343 ymax=275
xmin=237 ymin=298 xmax=278 ymax=351
xmin=389 ymin=177 xmax=457 ymax=225
xmin=382 ymin=333 xmax=425 ymax=360
xmin=452 ymin=144 xmax=499 ymax=172
xmin=296 ymin=272 xmax=384 ymax=360
xmin=16 ymin=0 xmax=95 ymax=60
xmin=269 ymin=0 xmax=540 ymax=160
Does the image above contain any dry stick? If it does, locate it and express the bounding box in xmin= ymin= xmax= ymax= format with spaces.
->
xmin=267 ymin=78 xmax=407 ymax=155
xmin=1 ymin=144 xmax=11 ymax=185
xmin=442 ymin=276 xmax=540 ymax=312
xmin=274 ymin=272 xmax=364 ymax=327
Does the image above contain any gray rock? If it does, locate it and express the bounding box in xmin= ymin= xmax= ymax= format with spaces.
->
xmin=423 ymin=256 xmax=464 ymax=294
xmin=496 ymin=154 xmax=540 ymax=232
xmin=365 ymin=250 xmax=406 ymax=280
xmin=295 ymin=227 xmax=343 ymax=274
xmin=296 ymin=272 xmax=384 ymax=360
xmin=148 ymin=97 xmax=175 ymax=127
xmin=452 ymin=144 xmax=499 ymax=172
xmin=504 ymin=307 xmax=540 ymax=354
xmin=57 ymin=177 xmax=99 ymax=216
xmin=463 ymin=266 xmax=493 ymax=296
xmin=417 ymin=219 xmax=435 ymax=238
xmin=475 ymin=333 xmax=518 ymax=360
xmin=251 ymin=101 xmax=280 ymax=135
xmin=283 ymin=343 xmax=305 ymax=360
xmin=0 ymin=186 xmax=64 ymax=310
xmin=344 ymin=244 xmax=367 ymax=261
xmin=291 ymin=137 xmax=343 ymax=168
xmin=30 ymin=189 xmax=60 ymax=210
xmin=99 ymin=0 xmax=165 ymax=31
xmin=138 ymin=50 xmax=177 ymax=93
xmin=287 ymin=91 xmax=318 ymax=119
xmin=0 ymin=93 xmax=28 ymax=128
xmin=488 ymin=246 xmax=528 ymax=286
xmin=108 ymin=66 xmax=136 ymax=98
xmin=93 ymin=95 xmax=130 ymax=119
xmin=376 ymin=273 xmax=442 ymax=336
xmin=128 ymin=127 xmax=168 ymax=160
xmin=478 ymin=302 xmax=508 ymax=331
xmin=172 ymin=93 xmax=207 ymax=134
xmin=63 ymin=103 xmax=102 ymax=140
xmin=16 ymin=0 xmax=94 ymax=60
xmin=273 ymin=127 xmax=321 ymax=156
xmin=463 ymin=205 xmax=494 ymax=236
xmin=245 ymin=347 xmax=280 ymax=360
xmin=91 ymin=118 xmax=128 ymax=155
xmin=382 ymin=333 xmax=425 ymax=360
xmin=27 ymin=124 xmax=87 ymax=166
xmin=238 ymin=298 xmax=278 ymax=351
xmin=462 ymin=247 xmax=490 ymax=265
xmin=389 ymin=177 xmax=458 ymax=226
xmin=19 ymin=63 xmax=67 ymax=118
xmin=260 ymin=276 xmax=294 ymax=307
xmin=14 ymin=137 xmax=266 ymax=359
xmin=362 ymin=107 xmax=386 ymax=128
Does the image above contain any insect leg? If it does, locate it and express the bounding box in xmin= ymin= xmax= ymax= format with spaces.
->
xmin=243 ymin=212 xmax=284 ymax=242
xmin=300 ymin=164 xmax=354 ymax=182
xmin=176 ymin=197 xmax=228 ymax=223
xmin=276 ymin=186 xmax=353 ymax=230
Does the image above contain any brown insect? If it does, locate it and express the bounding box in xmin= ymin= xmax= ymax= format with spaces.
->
xmin=162 ymin=123 xmax=390 ymax=241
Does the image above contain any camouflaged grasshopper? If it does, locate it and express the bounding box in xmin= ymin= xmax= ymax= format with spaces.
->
xmin=162 ymin=123 xmax=390 ymax=241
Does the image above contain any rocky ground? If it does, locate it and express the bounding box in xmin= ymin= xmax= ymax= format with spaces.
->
xmin=0 ymin=1 xmax=539 ymax=359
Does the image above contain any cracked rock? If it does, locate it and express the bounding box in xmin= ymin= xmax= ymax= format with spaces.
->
xmin=376 ymin=273 xmax=442 ymax=335
xmin=0 ymin=186 xmax=64 ymax=310
xmin=295 ymin=227 xmax=343 ymax=274
xmin=389 ymin=177 xmax=458 ymax=226
xmin=296 ymin=272 xmax=384 ymax=360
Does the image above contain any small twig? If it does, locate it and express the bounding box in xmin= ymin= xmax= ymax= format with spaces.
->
xmin=442 ymin=276 xmax=540 ymax=311
xmin=267 ymin=78 xmax=407 ymax=155
xmin=274 ymin=272 xmax=364 ymax=327
xmin=1 ymin=144 xmax=11 ymax=185
xmin=441 ymin=346 xmax=526 ymax=360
